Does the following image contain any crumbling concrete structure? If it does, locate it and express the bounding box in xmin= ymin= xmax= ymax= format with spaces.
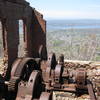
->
xmin=0 ymin=0 xmax=46 ymax=79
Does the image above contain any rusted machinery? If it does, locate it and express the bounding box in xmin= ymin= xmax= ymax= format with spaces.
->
xmin=41 ymin=53 xmax=98 ymax=100
xmin=0 ymin=57 xmax=52 ymax=100
xmin=0 ymin=53 xmax=99 ymax=100
xmin=0 ymin=0 xmax=100 ymax=100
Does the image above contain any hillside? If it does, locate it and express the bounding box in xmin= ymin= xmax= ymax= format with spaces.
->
xmin=47 ymin=20 xmax=100 ymax=61
xmin=47 ymin=28 xmax=100 ymax=61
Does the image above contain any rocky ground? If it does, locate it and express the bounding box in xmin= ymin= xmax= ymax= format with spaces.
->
xmin=0 ymin=59 xmax=4 ymax=74
xmin=53 ymin=92 xmax=90 ymax=100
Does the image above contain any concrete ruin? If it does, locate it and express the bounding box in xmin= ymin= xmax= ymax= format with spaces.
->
xmin=0 ymin=0 xmax=46 ymax=79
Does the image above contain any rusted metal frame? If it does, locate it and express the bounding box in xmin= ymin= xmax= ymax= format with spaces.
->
xmin=38 ymin=45 xmax=47 ymax=60
xmin=11 ymin=58 xmax=38 ymax=79
xmin=16 ymin=71 xmax=42 ymax=100
xmin=46 ymin=82 xmax=76 ymax=92
xmin=47 ymin=52 xmax=57 ymax=69
xmin=2 ymin=18 xmax=19 ymax=80
xmin=8 ymin=58 xmax=39 ymax=92
xmin=54 ymin=54 xmax=64 ymax=84
xmin=44 ymin=53 xmax=57 ymax=82
xmin=49 ymin=88 xmax=76 ymax=93
xmin=87 ymin=80 xmax=97 ymax=100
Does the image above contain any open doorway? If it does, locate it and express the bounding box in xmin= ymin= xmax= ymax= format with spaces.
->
xmin=18 ymin=20 xmax=25 ymax=57
xmin=0 ymin=20 xmax=4 ymax=59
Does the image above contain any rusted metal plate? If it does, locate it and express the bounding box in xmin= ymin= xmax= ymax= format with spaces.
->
xmin=58 ymin=54 xmax=64 ymax=65
xmin=38 ymin=45 xmax=47 ymax=60
xmin=47 ymin=52 xmax=57 ymax=69
xmin=27 ymin=70 xmax=42 ymax=98
xmin=16 ymin=81 xmax=27 ymax=100
xmin=54 ymin=64 xmax=62 ymax=83
xmin=10 ymin=58 xmax=22 ymax=78
xmin=8 ymin=58 xmax=38 ymax=92
xmin=11 ymin=58 xmax=39 ymax=80
xmin=12 ymin=58 xmax=36 ymax=77
xmin=16 ymin=70 xmax=42 ymax=100
xmin=75 ymin=68 xmax=86 ymax=89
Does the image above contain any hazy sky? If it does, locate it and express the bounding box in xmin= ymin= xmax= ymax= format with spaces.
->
xmin=26 ymin=0 xmax=100 ymax=19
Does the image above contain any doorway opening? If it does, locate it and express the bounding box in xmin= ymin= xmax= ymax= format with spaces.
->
xmin=0 ymin=20 xmax=4 ymax=59
xmin=18 ymin=20 xmax=25 ymax=57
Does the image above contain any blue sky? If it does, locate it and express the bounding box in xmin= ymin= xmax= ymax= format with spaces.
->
xmin=26 ymin=0 xmax=100 ymax=19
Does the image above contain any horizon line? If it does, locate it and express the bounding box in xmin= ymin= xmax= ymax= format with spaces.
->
xmin=46 ymin=18 xmax=100 ymax=20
